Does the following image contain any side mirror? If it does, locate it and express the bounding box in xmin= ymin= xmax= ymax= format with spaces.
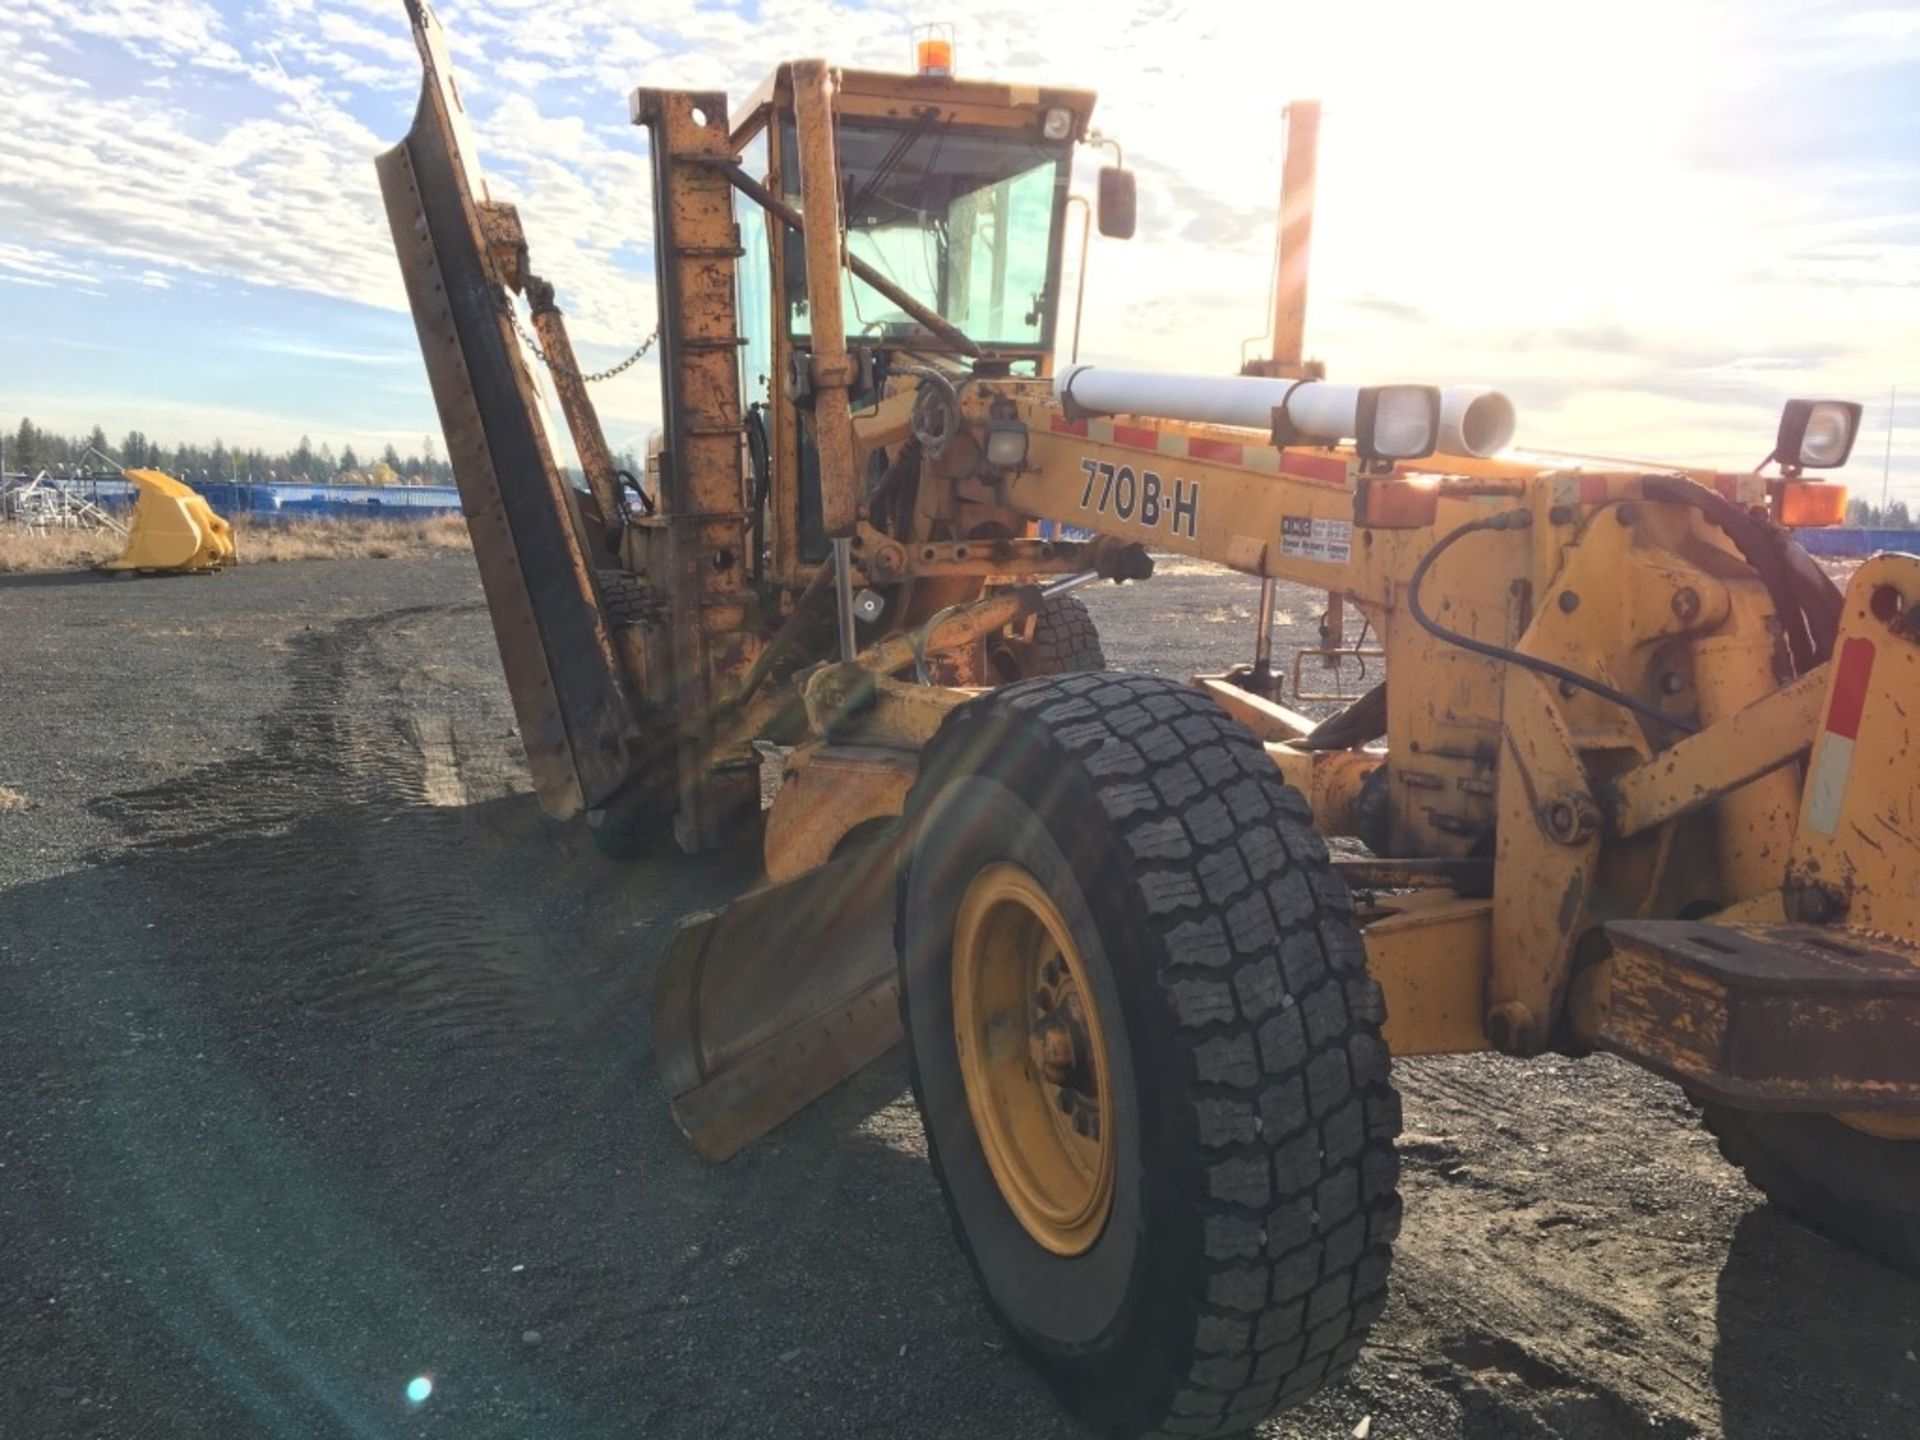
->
xmin=1097 ymin=166 xmax=1136 ymax=240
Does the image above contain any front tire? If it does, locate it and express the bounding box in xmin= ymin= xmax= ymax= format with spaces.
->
xmin=898 ymin=673 xmax=1401 ymax=1437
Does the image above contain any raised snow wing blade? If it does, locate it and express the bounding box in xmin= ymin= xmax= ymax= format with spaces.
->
xmin=375 ymin=0 xmax=637 ymax=819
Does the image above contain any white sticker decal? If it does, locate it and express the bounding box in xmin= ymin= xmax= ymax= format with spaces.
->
xmin=1280 ymin=516 xmax=1352 ymax=564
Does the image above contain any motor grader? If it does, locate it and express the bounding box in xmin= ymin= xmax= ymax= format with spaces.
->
xmin=377 ymin=4 xmax=1917 ymax=1434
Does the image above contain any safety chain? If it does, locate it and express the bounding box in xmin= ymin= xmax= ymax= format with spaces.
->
xmin=513 ymin=315 xmax=658 ymax=384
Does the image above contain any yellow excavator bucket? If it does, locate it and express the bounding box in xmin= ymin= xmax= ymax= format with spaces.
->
xmin=100 ymin=469 xmax=237 ymax=574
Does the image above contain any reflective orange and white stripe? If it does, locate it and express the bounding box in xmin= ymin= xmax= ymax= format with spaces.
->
xmin=1805 ymin=636 xmax=1877 ymax=835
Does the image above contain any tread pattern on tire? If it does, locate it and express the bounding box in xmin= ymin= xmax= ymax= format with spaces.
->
xmin=902 ymin=672 xmax=1401 ymax=1438
xmin=596 ymin=570 xmax=668 ymax=630
xmin=1023 ymin=593 xmax=1106 ymax=675
xmin=1703 ymin=1104 xmax=1920 ymax=1275
xmin=589 ymin=571 xmax=674 ymax=859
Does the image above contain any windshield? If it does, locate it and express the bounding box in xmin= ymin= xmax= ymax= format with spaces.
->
xmin=782 ymin=115 xmax=1069 ymax=350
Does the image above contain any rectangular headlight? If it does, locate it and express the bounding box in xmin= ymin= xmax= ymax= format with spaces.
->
xmin=1777 ymin=399 xmax=1863 ymax=470
xmin=1355 ymin=385 xmax=1440 ymax=463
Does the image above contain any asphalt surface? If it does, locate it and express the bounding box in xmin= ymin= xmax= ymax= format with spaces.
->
xmin=3 ymin=552 xmax=1917 ymax=1439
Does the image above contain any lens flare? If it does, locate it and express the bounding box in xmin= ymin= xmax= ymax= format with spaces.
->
xmin=406 ymin=1376 xmax=433 ymax=1405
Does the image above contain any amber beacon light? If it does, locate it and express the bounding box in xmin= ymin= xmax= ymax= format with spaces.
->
xmin=912 ymin=23 xmax=955 ymax=76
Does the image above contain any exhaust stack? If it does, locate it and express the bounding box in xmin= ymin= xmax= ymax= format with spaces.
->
xmin=1438 ymin=389 xmax=1517 ymax=459
xmin=1055 ymin=366 xmax=1517 ymax=458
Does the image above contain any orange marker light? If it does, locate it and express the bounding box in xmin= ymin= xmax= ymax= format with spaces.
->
xmin=1355 ymin=475 xmax=1440 ymax=529
xmin=916 ymin=37 xmax=953 ymax=75
xmin=1771 ymin=478 xmax=1849 ymax=529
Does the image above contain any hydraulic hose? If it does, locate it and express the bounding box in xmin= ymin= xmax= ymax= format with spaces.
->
xmin=1639 ymin=474 xmax=1840 ymax=673
xmin=1406 ymin=510 xmax=1700 ymax=736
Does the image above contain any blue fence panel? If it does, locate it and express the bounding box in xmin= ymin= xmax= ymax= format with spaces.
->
xmin=5 ymin=474 xmax=465 ymax=522
xmin=1035 ymin=517 xmax=1097 ymax=543
xmin=1791 ymin=527 xmax=1920 ymax=559
xmin=2 ymin=473 xmax=137 ymax=512
xmin=178 ymin=480 xmax=463 ymax=522
xmin=189 ymin=482 xmax=278 ymax=515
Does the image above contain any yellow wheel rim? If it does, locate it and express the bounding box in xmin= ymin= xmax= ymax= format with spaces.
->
xmin=952 ymin=862 xmax=1116 ymax=1257
xmin=1837 ymin=1111 xmax=1920 ymax=1141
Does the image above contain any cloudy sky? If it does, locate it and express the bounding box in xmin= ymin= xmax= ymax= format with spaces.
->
xmin=1 ymin=0 xmax=1916 ymax=499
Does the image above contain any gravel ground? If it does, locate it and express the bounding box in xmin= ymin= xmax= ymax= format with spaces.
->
xmin=3 ymin=553 xmax=1917 ymax=1439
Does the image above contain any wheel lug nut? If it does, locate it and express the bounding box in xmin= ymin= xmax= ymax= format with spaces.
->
xmin=1032 ymin=1024 xmax=1074 ymax=1084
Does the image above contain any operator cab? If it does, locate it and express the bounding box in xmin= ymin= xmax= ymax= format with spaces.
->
xmin=730 ymin=64 xmax=1097 ymax=378
xmin=728 ymin=65 xmax=1127 ymax=565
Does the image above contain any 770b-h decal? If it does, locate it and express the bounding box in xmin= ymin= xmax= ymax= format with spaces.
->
xmin=1079 ymin=458 xmax=1200 ymax=539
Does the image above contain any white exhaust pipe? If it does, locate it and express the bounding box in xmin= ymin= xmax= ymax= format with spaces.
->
xmin=1437 ymin=388 xmax=1517 ymax=459
xmin=1054 ymin=366 xmax=1515 ymax=458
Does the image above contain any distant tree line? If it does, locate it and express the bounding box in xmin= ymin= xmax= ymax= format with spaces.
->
xmin=4 ymin=416 xmax=456 ymax=487
xmin=1846 ymin=498 xmax=1915 ymax=529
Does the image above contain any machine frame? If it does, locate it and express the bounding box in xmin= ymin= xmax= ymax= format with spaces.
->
xmin=376 ymin=4 xmax=1920 ymax=1433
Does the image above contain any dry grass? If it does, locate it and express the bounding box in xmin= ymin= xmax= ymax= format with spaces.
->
xmin=0 ymin=515 xmax=470 ymax=574
xmin=0 ymin=786 xmax=28 ymax=814
xmin=233 ymin=514 xmax=471 ymax=562
xmin=0 ymin=527 xmax=119 ymax=573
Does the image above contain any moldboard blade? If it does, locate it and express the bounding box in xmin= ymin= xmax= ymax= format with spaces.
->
xmin=654 ymin=837 xmax=903 ymax=1161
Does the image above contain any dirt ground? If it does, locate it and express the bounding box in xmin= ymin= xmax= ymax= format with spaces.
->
xmin=3 ymin=552 xmax=1917 ymax=1440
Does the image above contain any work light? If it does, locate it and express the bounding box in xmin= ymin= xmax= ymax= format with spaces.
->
xmin=1042 ymin=107 xmax=1074 ymax=140
xmin=983 ymin=419 xmax=1030 ymax=470
xmin=1776 ymin=399 xmax=1862 ymax=470
xmin=1355 ymin=385 xmax=1441 ymax=463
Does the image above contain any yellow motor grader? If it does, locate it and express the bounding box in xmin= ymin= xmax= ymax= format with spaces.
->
xmin=378 ymin=4 xmax=1916 ymax=1434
